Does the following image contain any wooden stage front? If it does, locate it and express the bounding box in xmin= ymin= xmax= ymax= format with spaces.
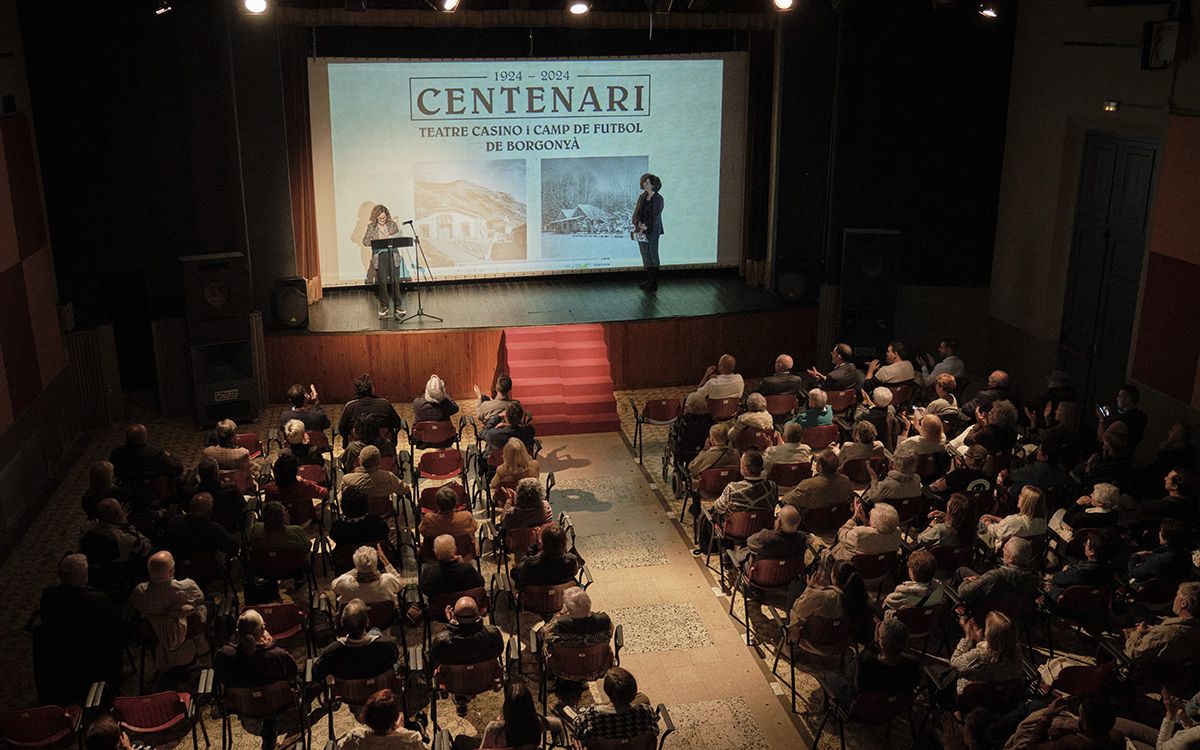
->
xmin=263 ymin=270 xmax=818 ymax=403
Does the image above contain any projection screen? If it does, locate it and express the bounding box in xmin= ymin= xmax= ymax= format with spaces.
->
xmin=309 ymin=54 xmax=747 ymax=285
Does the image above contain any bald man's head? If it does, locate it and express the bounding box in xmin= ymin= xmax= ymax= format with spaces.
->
xmin=189 ymin=492 xmax=214 ymax=518
xmin=775 ymin=354 xmax=793 ymax=373
xmin=989 ymin=370 xmax=1010 ymax=389
xmin=778 ymin=505 xmax=802 ymax=533
xmin=126 ymin=423 xmax=148 ymax=445
xmin=147 ymin=550 xmax=176 ymax=583
xmin=452 ymin=596 xmax=480 ymax=622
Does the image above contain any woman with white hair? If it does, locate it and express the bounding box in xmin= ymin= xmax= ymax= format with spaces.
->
xmin=1048 ymin=482 xmax=1120 ymax=541
xmin=413 ymin=374 xmax=459 ymax=423
xmin=833 ymin=498 xmax=901 ymax=561
xmin=793 ymin=388 xmax=834 ymax=428
xmin=544 ymin=587 xmax=614 ymax=682
xmin=729 ymin=392 xmax=774 ymax=441
xmin=854 ymin=386 xmax=895 ymax=423
xmin=280 ymin=419 xmax=324 ymax=466
xmin=331 ymin=544 xmax=405 ymax=606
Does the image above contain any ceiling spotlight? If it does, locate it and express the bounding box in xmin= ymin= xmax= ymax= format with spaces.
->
xmin=441 ymin=0 xmax=459 ymax=12
xmin=568 ymin=0 xmax=590 ymax=13
xmin=1103 ymin=100 xmax=1120 ymax=113
xmin=155 ymin=0 xmax=172 ymax=14
xmin=244 ymin=0 xmax=268 ymax=13
xmin=774 ymin=0 xmax=794 ymax=9
xmin=978 ymin=2 xmax=997 ymax=18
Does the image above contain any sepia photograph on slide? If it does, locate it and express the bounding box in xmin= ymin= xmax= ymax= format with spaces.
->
xmin=413 ymin=159 xmax=528 ymax=266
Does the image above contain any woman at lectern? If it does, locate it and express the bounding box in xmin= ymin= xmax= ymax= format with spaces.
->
xmin=361 ymin=203 xmax=406 ymax=319
xmin=633 ymin=173 xmax=664 ymax=292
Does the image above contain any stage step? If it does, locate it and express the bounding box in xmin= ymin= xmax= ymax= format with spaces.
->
xmin=501 ymin=323 xmax=618 ymax=438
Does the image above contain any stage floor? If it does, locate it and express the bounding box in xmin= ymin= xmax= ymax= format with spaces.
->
xmin=307 ymin=269 xmax=790 ymax=332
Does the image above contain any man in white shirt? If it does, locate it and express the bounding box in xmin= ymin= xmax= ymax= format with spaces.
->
xmin=692 ymin=354 xmax=744 ymax=401
xmin=916 ymin=339 xmax=965 ymax=386
xmin=866 ymin=341 xmax=915 ymax=385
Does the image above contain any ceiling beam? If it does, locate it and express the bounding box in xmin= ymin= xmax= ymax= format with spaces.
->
xmin=275 ymin=6 xmax=778 ymax=30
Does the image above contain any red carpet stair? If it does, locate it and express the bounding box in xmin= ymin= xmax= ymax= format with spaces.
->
xmin=503 ymin=324 xmax=620 ymax=437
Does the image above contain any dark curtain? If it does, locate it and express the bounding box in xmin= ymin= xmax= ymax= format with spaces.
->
xmin=280 ymin=27 xmax=322 ymax=301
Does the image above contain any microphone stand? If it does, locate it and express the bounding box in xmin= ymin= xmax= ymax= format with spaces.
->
xmin=399 ymin=221 xmax=442 ymax=324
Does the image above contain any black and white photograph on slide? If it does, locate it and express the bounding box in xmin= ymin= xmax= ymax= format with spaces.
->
xmin=412 ymin=159 xmax=528 ymax=267
xmin=540 ymin=155 xmax=647 ymax=263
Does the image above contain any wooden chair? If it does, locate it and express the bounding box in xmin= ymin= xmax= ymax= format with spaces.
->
xmin=770 ymin=610 xmax=855 ymax=713
xmin=535 ymin=624 xmax=623 ymax=713
xmin=802 ymin=424 xmax=840 ymax=450
xmin=0 ymin=705 xmax=83 ymax=749
xmin=732 ymin=427 xmax=774 ymax=453
xmin=630 ymin=398 xmax=683 ymax=465
xmin=705 ymin=396 xmax=740 ymax=420
xmin=799 ymin=501 xmax=853 ymax=536
xmin=725 ymin=553 xmax=807 ymax=645
xmin=824 ymin=389 xmax=858 ymax=417
xmin=218 ymin=678 xmax=306 ymax=750
xmin=763 ymin=394 xmax=799 ymax=424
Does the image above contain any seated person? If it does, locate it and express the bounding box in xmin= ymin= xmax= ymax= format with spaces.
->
xmin=202 ymin=418 xmax=253 ymax=473
xmin=213 ymin=609 xmax=299 ymax=750
xmin=1078 ymin=431 xmax=1134 ymax=494
xmin=833 ymin=498 xmax=901 ymax=561
xmin=732 ymin=505 xmax=807 ymax=570
xmin=865 ymin=341 xmax=915 ymax=386
xmin=248 ymin=501 xmax=311 ymax=555
xmin=883 ymin=549 xmax=944 ymax=612
xmin=836 ymin=420 xmax=884 ymax=465
xmin=191 ymin=455 xmax=246 ymax=534
xmin=82 ymin=715 xmax=133 ymax=750
xmin=690 ymin=353 xmax=745 ymax=403
xmin=160 ymin=491 xmax=239 ymax=562
xmin=928 ymin=444 xmax=992 ymax=500
xmin=572 ymin=668 xmax=659 ymax=745
xmin=787 ymin=555 xmax=869 ymax=649
xmin=279 ymin=382 xmax=330 ymax=432
xmin=672 ymin=392 xmax=716 ymax=466
xmin=313 ymin=598 xmax=401 ymax=683
xmin=512 ymin=524 xmax=580 ymax=589
xmin=491 ymin=437 xmax=540 ymax=494
xmin=782 ymin=449 xmax=853 ymax=511
xmin=339 ymin=413 xmax=399 ymax=476
xmin=332 ymin=545 xmax=404 ymax=607
xmin=1005 ymin=696 xmax=1122 ymax=750
xmin=1110 ymin=383 xmax=1148 ymax=449
xmin=1003 ymin=441 xmax=1072 ymax=501
xmin=478 ymin=684 xmax=563 ymax=750
xmin=129 ymin=551 xmax=208 ymax=669
xmin=1047 ymin=482 xmax=1119 ymax=542
xmin=330 ymin=486 xmax=391 ymax=567
xmin=1047 ymin=531 xmax=1112 ymax=601
xmin=728 ymin=393 xmax=774 ymax=442
xmin=339 ymin=445 xmax=407 ymax=512
xmin=341 ymin=689 xmax=424 ymax=750
xmin=752 ymin=354 xmax=806 ymax=398
xmin=957 ymin=537 xmax=1039 ymax=608
xmin=1136 ymin=421 xmax=1196 ymax=496
xmin=412 ymin=373 xmax=460 ymax=423
xmin=962 ymin=400 xmax=1019 ymax=454
xmin=481 ymin=401 xmax=537 ymax=453
xmin=917 ymin=493 xmax=978 ymax=549
xmin=917 ymin=339 xmax=965 ymax=385
xmin=264 ymin=453 xmax=328 ymax=528
xmin=337 ymin=373 xmax=402 ymax=452
xmin=687 ymin=423 xmax=741 ymax=478
xmin=1128 ymin=519 xmax=1195 ymax=583
xmin=80 ymin=460 xmax=134 ymax=521
xmin=108 ymin=423 xmax=182 ymax=489
xmin=807 ymin=343 xmax=863 ymax=392
xmin=792 ymin=388 xmax=834 ymax=428
xmin=544 ymin=587 xmax=614 ymax=682
xmin=418 ymin=485 xmax=479 ymax=554
xmin=419 ymin=534 xmax=486 ymax=602
xmin=279 ymin=418 xmax=326 ymax=467
xmin=979 ymin=485 xmax=1046 ymax=552
xmin=34 ymin=554 xmax=122 ymax=706
xmin=821 ymin=618 xmax=922 ymax=706
xmin=696 ymin=451 xmax=776 ymax=552
xmin=948 ymin=611 xmax=1023 ymax=696
xmin=501 ymin=477 xmax=554 ymax=531
xmin=430 ymin=597 xmax=505 ymax=716
xmin=474 ymin=374 xmax=514 ymax=430
xmin=852 ymin=386 xmax=895 ymax=425
xmin=925 ymin=373 xmax=961 ymax=419
xmin=80 ymin=498 xmax=152 ymax=566
xmin=862 ymin=443 xmax=922 ymax=503
xmin=897 ymin=413 xmax=948 ymax=456
xmin=762 ymin=423 xmax=812 ymax=483
xmin=1136 ymin=467 xmax=1197 ymax=526
xmin=1124 ymin=582 xmax=1200 ymax=663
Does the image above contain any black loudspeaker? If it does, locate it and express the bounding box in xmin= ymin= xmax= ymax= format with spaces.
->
xmin=271 ymin=276 xmax=309 ymax=329
xmin=190 ymin=340 xmax=259 ymax=427
xmin=839 ymin=229 xmax=901 ymax=361
xmin=181 ymin=253 xmax=252 ymax=345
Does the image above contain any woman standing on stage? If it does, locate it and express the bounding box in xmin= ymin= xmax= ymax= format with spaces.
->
xmin=362 ymin=204 xmax=406 ymax=319
xmin=633 ymin=173 xmax=664 ymax=292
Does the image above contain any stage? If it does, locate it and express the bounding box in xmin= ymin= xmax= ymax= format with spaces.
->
xmin=263 ymin=269 xmax=817 ymax=404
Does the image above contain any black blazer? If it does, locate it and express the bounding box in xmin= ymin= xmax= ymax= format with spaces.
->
xmin=639 ymin=192 xmax=664 ymax=237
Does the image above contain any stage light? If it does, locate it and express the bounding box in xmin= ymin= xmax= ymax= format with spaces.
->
xmin=441 ymin=0 xmax=459 ymax=12
xmin=568 ymin=0 xmax=591 ymax=14
xmin=155 ymin=0 xmax=172 ymax=14
xmin=978 ymin=2 xmax=997 ymax=18
xmin=774 ymin=0 xmax=794 ymax=10
xmin=1103 ymin=100 xmax=1120 ymax=112
xmin=244 ymin=0 xmax=268 ymax=13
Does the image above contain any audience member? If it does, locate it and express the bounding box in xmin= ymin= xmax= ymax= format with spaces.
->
xmin=1124 ymin=582 xmax=1200 ymax=663
xmin=733 ymin=505 xmax=807 ymax=570
xmin=862 ymin=443 xmax=922 ymax=504
xmin=691 ymin=353 xmax=744 ymax=402
xmin=80 ymin=497 xmax=152 ymax=565
xmin=313 ymin=598 xmax=401 ymax=683
xmin=341 ymin=689 xmax=425 ymax=750
xmin=478 ymin=683 xmax=562 ymax=750
xmin=481 ymin=401 xmax=537 ymax=453
xmin=501 ymin=477 xmax=554 ymax=530
xmin=762 ymin=422 xmax=812 ymax=480
xmin=340 ymin=412 xmax=399 ymax=475
xmin=512 ymin=524 xmax=580 ymax=588
xmin=160 ymin=491 xmax=239 ymax=562
xmin=751 ymin=354 xmax=806 ymax=397
xmin=340 ymin=445 xmax=408 ymax=511
xmin=213 ymin=609 xmax=298 ymax=750
xmin=83 ymin=715 xmax=132 ymax=750
xmin=833 ymin=498 xmax=901 ymax=561
xmin=1138 ymin=422 xmax=1196 ymax=495
xmin=418 ymin=534 xmax=486 ymax=602
xmin=883 ymin=549 xmax=944 ymax=612
xmin=491 ymin=437 xmax=540 ymax=493
xmin=264 ymin=453 xmax=328 ymax=527
xmin=957 ymin=537 xmax=1039 ymax=607
xmin=853 ymin=386 xmax=896 ymax=425
xmin=807 ymin=343 xmax=863 ymax=392
xmin=419 ymin=484 xmax=479 ymax=549
xmin=709 ymin=451 xmax=776 ymax=518
xmin=783 ymin=449 xmax=853 ymax=511
xmin=961 ymin=370 xmax=1014 ymax=422
xmin=837 ymin=420 xmax=884 ymax=465
xmin=916 ymin=338 xmax=965 ymax=385
xmin=108 ymin=423 xmax=182 ymax=488
xmin=918 ymin=492 xmax=979 ymax=549
xmin=544 ymin=587 xmax=614 ymax=682
xmin=571 ymin=668 xmax=659 ymax=745
xmin=202 ymin=418 xmax=253 ymax=473
xmin=1047 ymin=483 xmax=1119 ymax=541
xmin=1078 ymin=432 xmax=1134 ymax=494
xmin=1128 ymin=519 xmax=1195 ymax=583
xmin=1047 ymin=531 xmax=1113 ymax=601
xmin=332 ymin=545 xmax=404 ymax=606
xmin=337 ymin=373 xmax=403 ymax=450
xmin=898 ymin=413 xmax=947 ymax=456
xmin=280 ymin=418 xmax=326 ymax=467
xmin=330 ymin=486 xmax=391 ymax=565
xmin=429 ymin=597 xmax=505 ymax=716
xmin=728 ymin=393 xmax=774 ymax=440
xmin=794 ymin=388 xmax=834 ymax=428
xmin=1005 ymin=696 xmax=1122 ymax=750
xmin=279 ymin=383 xmax=330 ymax=431
xmin=925 ymin=373 xmax=960 ymax=419
xmin=980 ymin=486 xmax=1047 ymax=551
xmin=413 ymin=373 xmax=460 ymax=422
xmin=192 ymin=455 xmax=246 ymax=533
xmin=964 ymin=400 xmax=1020 ymax=454
xmin=80 ymin=460 xmax=133 ymax=520
xmin=248 ymin=501 xmax=311 ymax=554
xmin=1110 ymin=384 xmax=1148 ymax=449
xmin=129 ymin=551 xmax=208 ymax=668
xmin=930 ymin=444 xmax=992 ymax=499
xmin=672 ymin=392 xmax=716 ymax=465
xmin=820 ymin=618 xmax=922 ymax=707
xmin=866 ymin=341 xmax=915 ymax=385
xmin=948 ymin=611 xmax=1023 ymax=696
xmin=474 ymin=374 xmax=515 ymax=429
xmin=1003 ymin=441 xmax=1071 ymax=501
xmin=687 ymin=423 xmax=741 ymax=478
xmin=1135 ymin=467 xmax=1197 ymax=526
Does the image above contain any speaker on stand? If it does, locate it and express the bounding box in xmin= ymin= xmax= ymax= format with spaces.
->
xmin=271 ymin=276 xmax=309 ymax=330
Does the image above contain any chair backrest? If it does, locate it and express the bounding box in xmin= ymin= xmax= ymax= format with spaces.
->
xmin=763 ymin=394 xmax=799 ymax=421
xmin=883 ymin=383 xmax=914 ymax=411
xmin=248 ymin=547 xmax=309 ymax=580
xmin=434 ymin=658 xmax=503 ymax=696
xmin=518 ymin=582 xmax=576 ymax=616
xmin=0 ymin=706 xmax=79 ymax=747
xmin=365 ymin=599 xmax=397 ymax=630
xmin=765 ymin=462 xmax=810 ymax=487
xmin=222 ymin=681 xmax=297 ymax=719
xmin=367 ymin=493 xmax=397 ymax=519
xmin=958 ymin=680 xmax=1023 ymax=712
xmin=331 ymin=671 xmax=399 ymax=708
xmin=840 ymin=459 xmax=871 ymax=485
xmin=418 ymin=449 xmax=464 ymax=479
xmin=235 ymin=433 xmax=263 ymax=458
xmin=801 ymin=501 xmax=853 ymax=535
xmin=428 ymin=587 xmax=490 ymax=622
xmin=928 ymin=544 xmax=973 ymax=572
xmin=847 ymin=690 xmax=912 ymax=723
xmin=888 ymin=494 xmax=925 ymax=527
xmin=966 ymin=485 xmax=996 ymax=517
xmin=824 ymin=389 xmax=857 ymax=415
xmin=1053 ymin=586 xmax=1111 ymax=619
xmin=220 ymin=469 xmax=253 ymax=495
xmin=1045 ymin=662 xmax=1115 ymax=697
xmin=112 ymin=692 xmax=186 ymax=733
xmin=545 ymin=640 xmax=614 ymax=679
xmin=175 ymin=552 xmax=223 ymax=588
xmin=733 ymin=427 xmax=774 ymax=452
xmin=705 ymin=396 xmax=740 ymax=420
xmin=1134 ymin=578 xmax=1181 ymax=612
xmin=696 ymin=466 xmax=739 ymax=495
xmin=505 ymin=523 xmax=553 ymax=562
xmin=915 ymin=453 xmax=948 ymax=481
xmin=419 ymin=482 xmax=468 ymax=513
xmin=486 ymin=449 xmax=505 ymax=469
xmin=797 ymin=614 xmax=854 ymax=650
xmin=419 ymin=532 xmax=475 ymax=562
xmin=378 ymin=455 xmax=400 ymax=477
xmin=305 ymin=430 xmax=330 ymax=449
xmin=297 ymin=464 xmax=328 ymax=486
xmin=642 ymin=398 xmax=683 ymax=424
xmin=977 ymin=594 xmax=1033 ymax=621
xmin=583 ymin=734 xmax=658 ymax=750
xmin=802 ymin=424 xmax=840 ymax=450
xmin=746 ymin=556 xmax=807 ymax=588
xmin=412 ymin=420 xmax=457 ymax=448
xmin=245 ymin=603 xmax=306 ymax=640
xmin=892 ymin=603 xmax=945 ymax=638
xmin=720 ymin=509 xmax=774 ymax=541
xmin=850 ymin=551 xmax=901 ymax=582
